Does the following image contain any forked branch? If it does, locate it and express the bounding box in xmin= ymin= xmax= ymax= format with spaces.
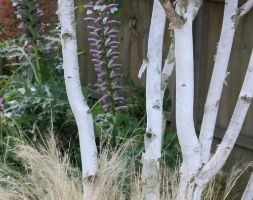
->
xmin=159 ymin=0 xmax=184 ymax=28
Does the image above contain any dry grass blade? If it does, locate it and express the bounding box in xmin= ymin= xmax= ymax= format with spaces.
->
xmin=0 ymin=135 xmax=250 ymax=200
xmin=0 ymin=135 xmax=83 ymax=200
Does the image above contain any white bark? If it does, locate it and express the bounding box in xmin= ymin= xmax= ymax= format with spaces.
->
xmin=199 ymin=0 xmax=239 ymax=164
xmin=241 ymin=172 xmax=253 ymax=200
xmin=58 ymin=0 xmax=98 ymax=197
xmin=240 ymin=0 xmax=253 ymax=16
xmin=174 ymin=2 xmax=202 ymax=199
xmin=141 ymin=0 xmax=166 ymax=199
xmin=194 ymin=49 xmax=253 ymax=199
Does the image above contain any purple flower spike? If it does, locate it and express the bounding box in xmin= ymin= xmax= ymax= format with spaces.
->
xmin=11 ymin=0 xmax=49 ymax=54
xmin=85 ymin=1 xmax=126 ymax=113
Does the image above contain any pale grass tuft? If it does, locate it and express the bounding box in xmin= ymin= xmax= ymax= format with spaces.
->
xmin=0 ymin=135 xmax=251 ymax=200
xmin=0 ymin=135 xmax=83 ymax=200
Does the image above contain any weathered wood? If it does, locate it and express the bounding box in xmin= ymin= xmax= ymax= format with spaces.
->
xmin=193 ymin=1 xmax=209 ymax=124
xmin=119 ymin=0 xmax=153 ymax=86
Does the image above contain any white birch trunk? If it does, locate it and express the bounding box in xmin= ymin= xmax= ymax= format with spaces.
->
xmin=172 ymin=3 xmax=202 ymax=199
xmin=199 ymin=0 xmax=239 ymax=165
xmin=241 ymin=172 xmax=253 ymax=200
xmin=174 ymin=22 xmax=202 ymax=200
xmin=58 ymin=0 xmax=98 ymax=198
xmin=141 ymin=1 xmax=166 ymax=199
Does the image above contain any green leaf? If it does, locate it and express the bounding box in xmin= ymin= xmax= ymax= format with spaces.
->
xmin=76 ymin=5 xmax=85 ymax=14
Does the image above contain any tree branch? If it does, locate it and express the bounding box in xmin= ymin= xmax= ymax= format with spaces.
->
xmin=199 ymin=0 xmax=239 ymax=164
xmin=141 ymin=1 xmax=167 ymax=199
xmin=241 ymin=171 xmax=253 ymax=200
xmin=240 ymin=0 xmax=253 ymax=17
xmin=159 ymin=0 xmax=185 ymax=28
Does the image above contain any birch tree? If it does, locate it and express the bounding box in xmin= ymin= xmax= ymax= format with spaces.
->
xmin=58 ymin=0 xmax=98 ymax=198
xmin=138 ymin=1 xmax=166 ymax=199
xmin=158 ymin=0 xmax=253 ymax=199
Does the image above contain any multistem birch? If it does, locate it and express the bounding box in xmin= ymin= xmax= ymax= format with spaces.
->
xmin=58 ymin=0 xmax=98 ymax=198
xmin=139 ymin=0 xmax=166 ymax=199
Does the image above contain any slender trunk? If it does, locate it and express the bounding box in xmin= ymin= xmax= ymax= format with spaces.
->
xmin=141 ymin=0 xmax=166 ymax=199
xmin=241 ymin=172 xmax=253 ymax=200
xmin=174 ymin=20 xmax=202 ymax=200
xmin=240 ymin=0 xmax=253 ymax=16
xmin=199 ymin=0 xmax=239 ymax=164
xmin=161 ymin=1 xmax=203 ymax=199
xmin=58 ymin=0 xmax=98 ymax=198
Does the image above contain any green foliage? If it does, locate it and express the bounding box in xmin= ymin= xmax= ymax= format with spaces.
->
xmin=0 ymin=75 xmax=72 ymax=137
xmin=0 ymin=31 xmax=60 ymax=84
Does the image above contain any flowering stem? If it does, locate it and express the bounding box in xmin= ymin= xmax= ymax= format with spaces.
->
xmin=85 ymin=1 xmax=126 ymax=114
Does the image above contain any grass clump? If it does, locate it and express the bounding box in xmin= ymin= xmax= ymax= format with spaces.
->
xmin=0 ymin=135 xmax=250 ymax=200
